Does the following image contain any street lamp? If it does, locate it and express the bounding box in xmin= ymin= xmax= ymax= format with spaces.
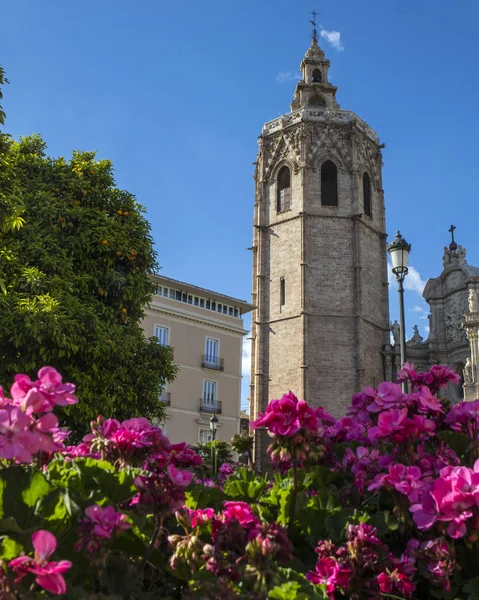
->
xmin=209 ymin=413 xmax=218 ymax=441
xmin=387 ymin=231 xmax=411 ymax=391
xmin=209 ymin=414 xmax=218 ymax=474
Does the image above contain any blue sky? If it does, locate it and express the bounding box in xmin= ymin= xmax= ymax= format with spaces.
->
xmin=2 ymin=0 xmax=478 ymax=408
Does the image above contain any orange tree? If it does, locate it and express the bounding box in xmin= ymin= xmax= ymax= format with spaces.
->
xmin=0 ymin=74 xmax=176 ymax=435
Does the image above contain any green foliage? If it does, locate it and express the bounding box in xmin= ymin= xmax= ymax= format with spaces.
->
xmin=0 ymin=64 xmax=8 ymax=126
xmin=223 ymin=467 xmax=269 ymax=502
xmin=438 ymin=430 xmax=470 ymax=460
xmin=192 ymin=440 xmax=233 ymax=467
xmin=0 ymin=132 xmax=177 ymax=434
xmin=268 ymin=569 xmax=327 ymax=599
xmin=0 ymin=458 xmax=152 ymax=597
xmin=185 ymin=483 xmax=227 ymax=511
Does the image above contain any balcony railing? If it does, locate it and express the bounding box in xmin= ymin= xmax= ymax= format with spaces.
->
xmin=199 ymin=399 xmax=222 ymax=414
xmin=159 ymin=391 xmax=171 ymax=406
xmin=201 ymin=355 xmax=224 ymax=371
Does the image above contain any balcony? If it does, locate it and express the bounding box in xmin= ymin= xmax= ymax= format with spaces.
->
xmin=199 ymin=399 xmax=222 ymax=414
xmin=201 ymin=355 xmax=224 ymax=371
xmin=159 ymin=391 xmax=171 ymax=406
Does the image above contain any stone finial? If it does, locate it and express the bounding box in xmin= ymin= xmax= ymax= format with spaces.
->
xmin=443 ymin=244 xmax=467 ymax=268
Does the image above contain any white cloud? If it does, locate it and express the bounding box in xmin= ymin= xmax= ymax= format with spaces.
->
xmin=388 ymin=263 xmax=427 ymax=297
xmin=411 ymin=305 xmax=425 ymax=313
xmin=320 ymin=29 xmax=344 ymax=51
xmin=276 ymin=71 xmax=301 ymax=84
xmin=242 ymin=338 xmax=251 ymax=377
xmin=404 ymin=266 xmax=427 ymax=296
xmin=424 ymin=325 xmax=430 ymax=334
xmin=241 ymin=338 xmax=251 ymax=410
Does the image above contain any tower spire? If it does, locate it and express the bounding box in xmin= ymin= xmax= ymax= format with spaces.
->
xmin=310 ymin=9 xmax=318 ymax=45
xmin=449 ymin=224 xmax=457 ymax=251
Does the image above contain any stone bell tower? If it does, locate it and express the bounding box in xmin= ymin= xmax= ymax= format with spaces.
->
xmin=250 ymin=28 xmax=390 ymax=461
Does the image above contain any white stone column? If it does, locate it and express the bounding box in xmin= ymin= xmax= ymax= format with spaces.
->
xmin=463 ymin=311 xmax=479 ymax=401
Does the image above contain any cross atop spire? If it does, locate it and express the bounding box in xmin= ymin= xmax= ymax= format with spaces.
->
xmin=449 ymin=224 xmax=458 ymax=251
xmin=310 ymin=10 xmax=318 ymax=44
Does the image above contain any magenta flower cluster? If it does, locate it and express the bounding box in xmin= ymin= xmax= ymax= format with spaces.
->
xmin=2 ymin=361 xmax=478 ymax=597
xmin=75 ymin=504 xmax=131 ymax=555
xmin=169 ymin=501 xmax=292 ymax=589
xmin=0 ymin=366 xmax=78 ymax=463
xmin=306 ymin=523 xmax=416 ymax=599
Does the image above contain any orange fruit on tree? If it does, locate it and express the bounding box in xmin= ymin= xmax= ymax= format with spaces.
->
xmin=117 ymin=209 xmax=123 ymax=216
xmin=121 ymin=308 xmax=127 ymax=314
xmin=123 ymin=211 xmax=129 ymax=217
xmin=115 ymin=250 xmax=121 ymax=256
xmin=99 ymin=289 xmax=105 ymax=296
xmin=101 ymin=239 xmax=108 ymax=246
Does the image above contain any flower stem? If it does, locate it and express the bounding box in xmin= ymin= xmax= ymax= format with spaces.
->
xmin=288 ymin=457 xmax=298 ymax=539
xmin=140 ymin=518 xmax=162 ymax=568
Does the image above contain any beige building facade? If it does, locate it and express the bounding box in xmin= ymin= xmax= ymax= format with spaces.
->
xmin=141 ymin=275 xmax=253 ymax=446
xmin=250 ymin=35 xmax=390 ymax=464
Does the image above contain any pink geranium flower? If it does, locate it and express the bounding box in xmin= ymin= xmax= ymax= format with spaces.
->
xmin=251 ymin=391 xmax=319 ymax=438
xmin=84 ymin=504 xmax=130 ymax=538
xmin=411 ymin=463 xmax=479 ymax=538
xmin=9 ymin=530 xmax=71 ymax=595
xmin=167 ymin=463 xmax=194 ymax=488
xmin=0 ymin=404 xmax=36 ymax=463
xmin=222 ymin=501 xmax=259 ymax=529
xmin=11 ymin=367 xmax=78 ymax=414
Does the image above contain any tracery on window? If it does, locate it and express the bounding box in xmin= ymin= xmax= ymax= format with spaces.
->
xmin=277 ymin=166 xmax=291 ymax=213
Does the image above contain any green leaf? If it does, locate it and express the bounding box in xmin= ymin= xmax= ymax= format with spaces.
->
xmin=223 ymin=467 xmax=269 ymax=502
xmin=185 ymin=485 xmax=226 ymax=511
xmin=0 ymin=536 xmax=23 ymax=560
xmin=0 ymin=517 xmax=22 ymax=534
xmin=438 ymin=431 xmax=470 ymax=459
xmin=22 ymin=471 xmax=52 ymax=507
xmin=269 ymin=569 xmax=328 ymax=599
xmin=462 ymin=578 xmax=479 ymax=599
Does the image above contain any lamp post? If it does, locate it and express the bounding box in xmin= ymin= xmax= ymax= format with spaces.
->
xmin=387 ymin=231 xmax=411 ymax=392
xmin=209 ymin=413 xmax=218 ymax=474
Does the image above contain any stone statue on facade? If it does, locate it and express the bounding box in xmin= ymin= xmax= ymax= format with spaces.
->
xmin=464 ymin=357 xmax=473 ymax=384
xmin=469 ymin=288 xmax=478 ymax=313
xmin=411 ymin=325 xmax=424 ymax=344
xmin=390 ymin=321 xmax=400 ymax=346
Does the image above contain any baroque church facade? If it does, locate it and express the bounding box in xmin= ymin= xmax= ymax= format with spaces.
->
xmin=249 ymin=32 xmax=479 ymax=463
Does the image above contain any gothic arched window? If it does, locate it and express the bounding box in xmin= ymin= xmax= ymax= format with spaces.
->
xmin=312 ymin=68 xmax=322 ymax=82
xmin=363 ymin=172 xmax=372 ymax=217
xmin=321 ymin=160 xmax=338 ymax=206
xmin=277 ymin=166 xmax=291 ymax=213
xmin=308 ymin=94 xmax=326 ymax=108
